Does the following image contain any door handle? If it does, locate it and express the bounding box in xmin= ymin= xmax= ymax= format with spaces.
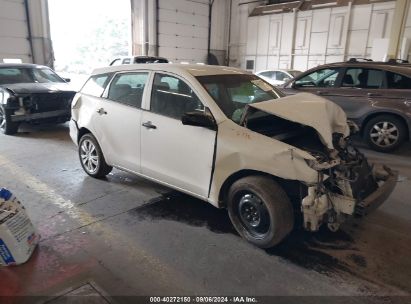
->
xmin=367 ymin=93 xmax=382 ymax=97
xmin=97 ymin=108 xmax=107 ymax=115
xmin=317 ymin=91 xmax=328 ymax=95
xmin=142 ymin=121 xmax=157 ymax=129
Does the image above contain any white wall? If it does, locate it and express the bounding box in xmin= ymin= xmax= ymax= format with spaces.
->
xmin=229 ymin=1 xmax=400 ymax=72
xmin=401 ymin=1 xmax=411 ymax=60
xmin=0 ymin=0 xmax=32 ymax=63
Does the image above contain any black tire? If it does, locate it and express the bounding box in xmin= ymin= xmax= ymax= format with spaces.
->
xmin=363 ymin=115 xmax=407 ymax=152
xmin=78 ymin=133 xmax=112 ymax=178
xmin=227 ymin=176 xmax=294 ymax=248
xmin=0 ymin=106 xmax=19 ymax=135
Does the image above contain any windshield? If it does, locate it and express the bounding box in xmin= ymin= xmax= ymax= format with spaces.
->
xmin=0 ymin=67 xmax=65 ymax=85
xmin=288 ymin=70 xmax=302 ymax=78
xmin=196 ymin=74 xmax=283 ymax=123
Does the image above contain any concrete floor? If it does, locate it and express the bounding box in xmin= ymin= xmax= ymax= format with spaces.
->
xmin=0 ymin=123 xmax=410 ymax=303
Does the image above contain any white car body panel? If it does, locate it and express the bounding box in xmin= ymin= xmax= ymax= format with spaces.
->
xmin=140 ymin=110 xmax=216 ymax=198
xmin=71 ymin=64 xmax=346 ymax=207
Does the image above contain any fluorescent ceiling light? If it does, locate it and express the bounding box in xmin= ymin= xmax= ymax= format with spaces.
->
xmin=262 ymin=9 xmax=284 ymax=14
xmin=311 ymin=2 xmax=338 ymax=8
xmin=3 ymin=58 xmax=23 ymax=63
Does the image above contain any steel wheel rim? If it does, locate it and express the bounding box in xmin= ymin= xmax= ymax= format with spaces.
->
xmin=80 ymin=139 xmax=99 ymax=174
xmin=238 ymin=193 xmax=270 ymax=238
xmin=0 ymin=107 xmax=5 ymax=131
xmin=370 ymin=121 xmax=399 ymax=148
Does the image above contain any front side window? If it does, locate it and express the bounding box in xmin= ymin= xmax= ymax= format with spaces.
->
xmin=342 ymin=68 xmax=383 ymax=89
xmin=107 ymin=72 xmax=148 ymax=108
xmin=32 ymin=68 xmax=65 ymax=83
xmin=151 ymin=73 xmax=204 ymax=120
xmin=295 ymin=68 xmax=341 ymax=88
xmin=197 ymin=74 xmax=282 ymax=123
xmin=82 ymin=73 xmax=112 ymax=97
xmin=275 ymin=71 xmax=288 ymax=81
xmin=386 ymin=72 xmax=411 ymax=89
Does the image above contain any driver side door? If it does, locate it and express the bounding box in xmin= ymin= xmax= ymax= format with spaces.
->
xmin=140 ymin=73 xmax=217 ymax=198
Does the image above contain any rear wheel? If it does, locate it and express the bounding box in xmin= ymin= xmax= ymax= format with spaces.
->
xmin=0 ymin=106 xmax=19 ymax=135
xmin=78 ymin=133 xmax=112 ymax=178
xmin=227 ymin=176 xmax=294 ymax=248
xmin=364 ymin=115 xmax=407 ymax=152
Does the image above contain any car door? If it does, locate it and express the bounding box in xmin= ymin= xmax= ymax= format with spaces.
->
xmin=330 ymin=68 xmax=385 ymax=119
xmin=92 ymin=71 xmax=150 ymax=173
xmin=140 ymin=72 xmax=217 ymax=198
xmin=290 ymin=67 xmax=343 ymax=98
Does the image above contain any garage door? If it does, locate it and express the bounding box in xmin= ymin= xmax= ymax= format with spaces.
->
xmin=158 ymin=0 xmax=209 ymax=64
xmin=0 ymin=0 xmax=31 ymax=63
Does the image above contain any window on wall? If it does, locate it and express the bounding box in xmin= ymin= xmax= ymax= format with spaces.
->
xmin=246 ymin=60 xmax=255 ymax=70
xmin=295 ymin=68 xmax=341 ymax=88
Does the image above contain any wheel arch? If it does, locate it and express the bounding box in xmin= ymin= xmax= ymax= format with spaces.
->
xmin=360 ymin=111 xmax=410 ymax=140
xmin=77 ymin=127 xmax=92 ymax=144
xmin=218 ymin=169 xmax=307 ymax=209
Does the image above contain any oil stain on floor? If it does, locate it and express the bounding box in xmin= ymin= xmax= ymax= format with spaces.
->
xmin=129 ymin=191 xmax=364 ymax=278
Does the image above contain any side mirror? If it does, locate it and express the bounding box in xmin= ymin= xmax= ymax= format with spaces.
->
xmin=182 ymin=111 xmax=216 ymax=130
xmin=63 ymin=78 xmax=71 ymax=83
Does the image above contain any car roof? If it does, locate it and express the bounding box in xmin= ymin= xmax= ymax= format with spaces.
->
xmin=92 ymin=63 xmax=249 ymax=77
xmin=311 ymin=61 xmax=411 ymax=76
xmin=0 ymin=63 xmax=50 ymax=69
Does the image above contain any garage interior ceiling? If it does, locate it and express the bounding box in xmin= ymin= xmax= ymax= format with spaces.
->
xmin=0 ymin=0 xmax=410 ymax=70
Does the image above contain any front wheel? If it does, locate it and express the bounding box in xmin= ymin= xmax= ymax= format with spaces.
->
xmin=364 ymin=115 xmax=407 ymax=152
xmin=227 ymin=176 xmax=294 ymax=248
xmin=0 ymin=106 xmax=19 ymax=135
xmin=78 ymin=133 xmax=112 ymax=178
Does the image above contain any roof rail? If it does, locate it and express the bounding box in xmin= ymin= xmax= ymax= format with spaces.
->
xmin=347 ymin=58 xmax=373 ymax=63
xmin=387 ymin=58 xmax=409 ymax=64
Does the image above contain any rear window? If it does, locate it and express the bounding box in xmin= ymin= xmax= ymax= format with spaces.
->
xmin=386 ymin=72 xmax=411 ymax=89
xmin=82 ymin=73 xmax=113 ymax=97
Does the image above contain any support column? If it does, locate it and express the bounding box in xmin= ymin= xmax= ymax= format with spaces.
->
xmin=25 ymin=0 xmax=54 ymax=67
xmin=387 ymin=0 xmax=408 ymax=59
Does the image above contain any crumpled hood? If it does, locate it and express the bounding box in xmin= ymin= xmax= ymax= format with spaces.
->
xmin=1 ymin=82 xmax=75 ymax=95
xmin=247 ymin=93 xmax=350 ymax=150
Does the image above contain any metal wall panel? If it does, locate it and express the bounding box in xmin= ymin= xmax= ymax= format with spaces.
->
xmin=235 ymin=1 xmax=398 ymax=72
xmin=158 ymin=0 xmax=209 ymax=63
xmin=0 ymin=0 xmax=31 ymax=62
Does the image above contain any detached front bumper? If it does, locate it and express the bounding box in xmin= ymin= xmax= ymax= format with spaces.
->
xmin=11 ymin=109 xmax=70 ymax=122
xmin=69 ymin=119 xmax=79 ymax=146
xmin=355 ymin=167 xmax=398 ymax=217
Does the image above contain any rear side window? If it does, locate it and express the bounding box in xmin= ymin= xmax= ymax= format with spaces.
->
xmin=258 ymin=71 xmax=274 ymax=78
xmin=107 ymin=72 xmax=148 ymax=108
xmin=386 ymin=72 xmax=411 ymax=89
xmin=342 ymin=68 xmax=383 ymax=89
xmin=81 ymin=74 xmax=112 ymax=97
xmin=151 ymin=73 xmax=204 ymax=120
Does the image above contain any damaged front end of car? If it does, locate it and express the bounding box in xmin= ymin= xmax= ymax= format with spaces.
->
xmin=302 ymin=134 xmax=397 ymax=231
xmin=242 ymin=93 xmax=398 ymax=232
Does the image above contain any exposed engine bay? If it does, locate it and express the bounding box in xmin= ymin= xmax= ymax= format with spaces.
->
xmin=243 ymin=109 xmax=397 ymax=232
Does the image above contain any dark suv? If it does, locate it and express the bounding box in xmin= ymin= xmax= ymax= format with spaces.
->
xmin=281 ymin=59 xmax=411 ymax=152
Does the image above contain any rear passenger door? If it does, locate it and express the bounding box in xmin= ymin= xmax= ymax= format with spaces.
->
xmin=140 ymin=72 xmax=217 ymax=198
xmin=332 ymin=68 xmax=384 ymax=119
xmin=93 ymin=72 xmax=150 ymax=173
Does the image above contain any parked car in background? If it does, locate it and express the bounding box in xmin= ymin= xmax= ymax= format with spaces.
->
xmin=69 ymin=63 xmax=396 ymax=248
xmin=110 ymin=56 xmax=169 ymax=66
xmin=281 ymin=59 xmax=411 ymax=152
xmin=256 ymin=69 xmax=302 ymax=86
xmin=0 ymin=63 xmax=76 ymax=135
